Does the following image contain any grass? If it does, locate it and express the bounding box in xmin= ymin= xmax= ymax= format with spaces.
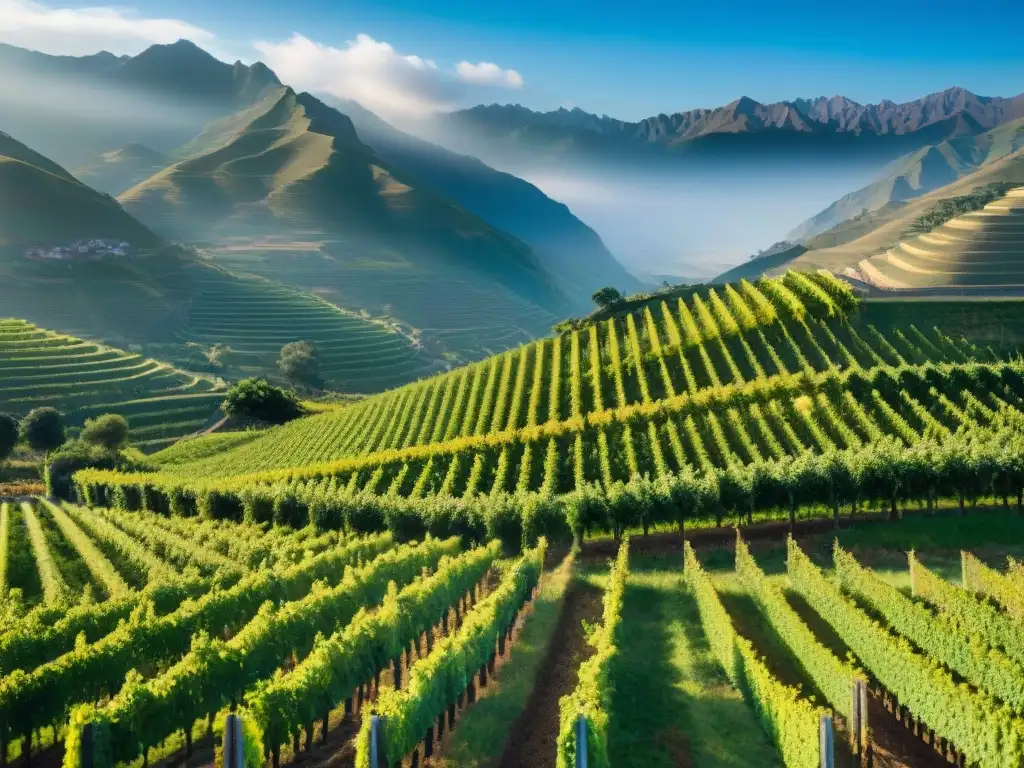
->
xmin=607 ymin=554 xmax=782 ymax=768
xmin=436 ymin=553 xmax=575 ymax=767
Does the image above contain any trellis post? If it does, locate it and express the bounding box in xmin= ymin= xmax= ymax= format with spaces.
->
xmin=575 ymin=715 xmax=588 ymax=768
xmin=819 ymin=714 xmax=835 ymax=768
xmin=223 ymin=714 xmax=243 ymax=768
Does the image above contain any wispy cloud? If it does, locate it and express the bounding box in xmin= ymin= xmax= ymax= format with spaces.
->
xmin=254 ymin=32 xmax=525 ymax=120
xmin=0 ymin=0 xmax=215 ymax=56
xmin=456 ymin=61 xmax=523 ymax=89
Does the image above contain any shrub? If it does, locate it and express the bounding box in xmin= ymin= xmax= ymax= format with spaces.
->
xmin=81 ymin=414 xmax=130 ymax=452
xmin=21 ymin=407 xmax=66 ymax=454
xmin=273 ymin=489 xmax=308 ymax=528
xmin=222 ymin=378 xmax=303 ymax=425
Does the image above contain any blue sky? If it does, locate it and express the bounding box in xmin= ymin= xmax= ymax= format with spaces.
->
xmin=14 ymin=0 xmax=1024 ymax=119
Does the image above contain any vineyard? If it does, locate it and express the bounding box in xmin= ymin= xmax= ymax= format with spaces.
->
xmin=75 ymin=273 xmax=1024 ymax=550
xmin=4 ymin=269 xmax=1024 ymax=768
xmin=0 ymin=319 xmax=224 ymax=447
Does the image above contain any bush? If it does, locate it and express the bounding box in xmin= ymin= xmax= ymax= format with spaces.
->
xmin=0 ymin=413 xmax=18 ymax=471
xmin=45 ymin=442 xmax=117 ymax=500
xmin=309 ymin=496 xmax=343 ymax=531
xmin=222 ymin=378 xmax=303 ymax=425
xmin=278 ymin=341 xmax=322 ymax=388
xmin=21 ymin=407 xmax=66 ymax=454
xmin=199 ymin=488 xmax=243 ymax=522
xmin=273 ymin=490 xmax=308 ymax=528
xmin=81 ymin=414 xmax=130 ymax=452
xmin=241 ymin=487 xmax=275 ymax=525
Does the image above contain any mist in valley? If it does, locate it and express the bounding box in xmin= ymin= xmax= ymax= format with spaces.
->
xmin=505 ymin=164 xmax=882 ymax=281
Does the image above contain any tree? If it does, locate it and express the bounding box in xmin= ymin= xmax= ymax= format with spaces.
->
xmin=0 ymin=413 xmax=18 ymax=477
xmin=81 ymin=414 xmax=130 ymax=452
xmin=222 ymin=378 xmax=303 ymax=425
xmin=591 ymin=286 xmax=623 ymax=309
xmin=21 ymin=407 xmax=65 ymax=454
xmin=278 ymin=341 xmax=321 ymax=388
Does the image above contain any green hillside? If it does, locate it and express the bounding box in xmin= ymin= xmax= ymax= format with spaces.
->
xmin=0 ymin=132 xmax=157 ymax=248
xmin=99 ymin=273 xmax=1024 ymax=490
xmin=0 ymin=319 xmax=223 ymax=448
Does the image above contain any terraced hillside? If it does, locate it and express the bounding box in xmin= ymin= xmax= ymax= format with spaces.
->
xmin=178 ymin=264 xmax=441 ymax=392
xmin=209 ymin=242 xmax=559 ymax=360
xmin=858 ymin=186 xmax=1024 ymax=289
xmin=0 ymin=319 xmax=223 ymax=447
xmin=140 ymin=272 xmax=1011 ymax=481
xmin=79 ymin=273 xmax=1024 ymax=547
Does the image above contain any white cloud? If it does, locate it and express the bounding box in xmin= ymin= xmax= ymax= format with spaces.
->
xmin=456 ymin=61 xmax=523 ymax=89
xmin=0 ymin=0 xmax=215 ymax=57
xmin=254 ymin=32 xmax=524 ymax=120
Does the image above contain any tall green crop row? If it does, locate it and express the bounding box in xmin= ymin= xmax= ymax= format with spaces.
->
xmin=834 ymin=544 xmax=1024 ymax=711
xmin=909 ymin=553 xmax=1024 ymax=667
xmin=556 ymin=539 xmax=628 ymax=768
xmin=962 ymin=551 xmax=1024 ymax=619
xmin=66 ymin=537 xmax=460 ymax=768
xmin=736 ymin=535 xmax=861 ymax=718
xmin=243 ymin=541 xmax=501 ymax=766
xmin=686 ymin=542 xmax=823 ymax=768
xmin=789 ymin=538 xmax=1024 ymax=768
xmin=355 ymin=541 xmax=545 ymax=768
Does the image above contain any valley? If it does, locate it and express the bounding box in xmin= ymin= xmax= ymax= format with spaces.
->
xmin=2 ymin=22 xmax=1024 ymax=768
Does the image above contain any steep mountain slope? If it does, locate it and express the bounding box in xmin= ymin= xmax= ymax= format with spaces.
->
xmin=0 ymin=40 xmax=280 ymax=168
xmin=0 ymin=132 xmax=157 ymax=247
xmin=120 ymin=88 xmax=572 ymax=323
xmin=790 ymin=116 xmax=1024 ymax=240
xmin=73 ymin=144 xmax=172 ymax=196
xmin=787 ymin=148 xmax=1024 ymax=282
xmin=328 ymin=98 xmax=641 ymax=300
xmin=432 ymin=88 xmax=1024 ymax=168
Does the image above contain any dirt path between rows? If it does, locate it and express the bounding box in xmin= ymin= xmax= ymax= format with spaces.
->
xmin=495 ymin=579 xmax=602 ymax=768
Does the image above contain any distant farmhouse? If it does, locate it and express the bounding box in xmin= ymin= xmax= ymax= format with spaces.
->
xmin=24 ymin=238 xmax=136 ymax=261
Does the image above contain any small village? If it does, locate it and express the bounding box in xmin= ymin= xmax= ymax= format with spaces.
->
xmin=24 ymin=238 xmax=135 ymax=261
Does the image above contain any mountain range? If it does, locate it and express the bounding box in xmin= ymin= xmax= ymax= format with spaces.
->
xmin=429 ymin=88 xmax=1024 ymax=168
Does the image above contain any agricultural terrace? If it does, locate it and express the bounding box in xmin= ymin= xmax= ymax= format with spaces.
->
xmin=178 ymin=265 xmax=441 ymax=393
xmin=74 ymin=273 xmax=1024 ymax=553
xmin=208 ymin=242 xmax=560 ymax=363
xmin=0 ymin=319 xmax=223 ymax=447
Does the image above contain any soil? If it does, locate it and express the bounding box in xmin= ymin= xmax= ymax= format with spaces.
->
xmin=495 ymin=579 xmax=603 ymax=768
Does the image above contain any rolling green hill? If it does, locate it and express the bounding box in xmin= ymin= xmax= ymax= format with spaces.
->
xmin=0 ymin=132 xmax=158 ymax=248
xmin=0 ymin=319 xmax=223 ymax=448
xmin=129 ymin=272 xmax=1024 ymax=482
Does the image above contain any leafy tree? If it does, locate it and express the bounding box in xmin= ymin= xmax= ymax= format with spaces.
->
xmin=81 ymin=414 xmax=130 ymax=452
xmin=0 ymin=413 xmax=18 ymax=477
xmin=223 ymin=378 xmax=303 ymax=425
xmin=21 ymin=407 xmax=65 ymax=454
xmin=591 ymin=286 xmax=623 ymax=309
xmin=278 ymin=341 xmax=321 ymax=387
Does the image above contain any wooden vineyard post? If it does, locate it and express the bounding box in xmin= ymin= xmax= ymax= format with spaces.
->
xmin=849 ymin=680 xmax=860 ymax=758
xmin=222 ymin=714 xmax=244 ymax=768
xmin=819 ymin=715 xmax=835 ymax=768
xmin=575 ymin=715 xmax=588 ymax=768
xmin=858 ymin=680 xmax=871 ymax=767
